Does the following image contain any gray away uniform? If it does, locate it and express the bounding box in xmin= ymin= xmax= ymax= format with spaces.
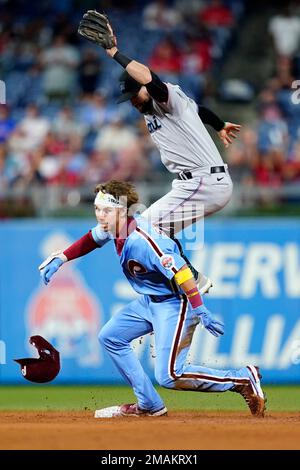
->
xmin=142 ymin=83 xmax=233 ymax=236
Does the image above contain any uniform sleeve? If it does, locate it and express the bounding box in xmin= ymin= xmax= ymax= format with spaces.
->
xmin=165 ymin=84 xmax=189 ymax=116
xmin=198 ymin=105 xmax=225 ymax=131
xmin=145 ymin=71 xmax=169 ymax=103
xmin=91 ymin=224 xmax=112 ymax=247
xmin=146 ymin=237 xmax=186 ymax=280
xmin=63 ymin=231 xmax=99 ymax=261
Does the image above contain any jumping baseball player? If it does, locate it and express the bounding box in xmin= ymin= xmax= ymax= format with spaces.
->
xmin=77 ymin=11 xmax=241 ymax=295
xmin=39 ymin=181 xmax=265 ymax=418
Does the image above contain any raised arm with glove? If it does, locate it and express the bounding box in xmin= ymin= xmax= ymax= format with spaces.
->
xmin=78 ymin=10 xmax=241 ymax=147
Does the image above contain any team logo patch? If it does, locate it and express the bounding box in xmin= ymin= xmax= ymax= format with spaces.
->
xmin=160 ymin=255 xmax=175 ymax=270
xmin=127 ymin=260 xmax=147 ymax=277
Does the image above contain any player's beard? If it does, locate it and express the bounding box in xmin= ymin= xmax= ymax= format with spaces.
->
xmin=139 ymin=98 xmax=154 ymax=115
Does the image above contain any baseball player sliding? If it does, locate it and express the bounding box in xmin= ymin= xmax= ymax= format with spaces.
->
xmin=77 ymin=11 xmax=241 ymax=295
xmin=39 ymin=181 xmax=265 ymax=418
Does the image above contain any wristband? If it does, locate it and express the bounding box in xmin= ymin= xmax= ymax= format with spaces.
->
xmin=186 ymin=287 xmax=203 ymax=308
xmin=113 ymin=51 xmax=132 ymax=68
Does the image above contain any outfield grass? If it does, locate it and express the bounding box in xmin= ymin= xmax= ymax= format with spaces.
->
xmin=0 ymin=385 xmax=299 ymax=412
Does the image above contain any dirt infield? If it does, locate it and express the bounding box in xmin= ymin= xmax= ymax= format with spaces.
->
xmin=0 ymin=411 xmax=299 ymax=450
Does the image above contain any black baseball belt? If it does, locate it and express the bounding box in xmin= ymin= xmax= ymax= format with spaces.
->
xmin=149 ymin=293 xmax=176 ymax=303
xmin=177 ymin=166 xmax=226 ymax=180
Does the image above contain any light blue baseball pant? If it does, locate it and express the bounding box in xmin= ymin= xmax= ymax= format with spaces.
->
xmin=98 ymin=294 xmax=252 ymax=412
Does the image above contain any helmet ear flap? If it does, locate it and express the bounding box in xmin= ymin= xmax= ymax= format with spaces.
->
xmin=14 ymin=336 xmax=60 ymax=383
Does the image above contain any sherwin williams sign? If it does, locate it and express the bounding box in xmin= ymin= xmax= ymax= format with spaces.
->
xmin=0 ymin=219 xmax=299 ymax=383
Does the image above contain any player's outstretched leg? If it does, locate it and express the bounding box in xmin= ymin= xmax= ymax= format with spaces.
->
xmin=156 ymin=361 xmax=266 ymax=418
xmin=230 ymin=365 xmax=266 ymax=417
xmin=152 ymin=297 xmax=266 ymax=417
xmin=95 ymin=297 xmax=167 ymax=418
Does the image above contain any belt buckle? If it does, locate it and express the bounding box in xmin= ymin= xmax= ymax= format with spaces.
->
xmin=211 ymin=166 xmax=225 ymax=174
xmin=179 ymin=171 xmax=190 ymax=180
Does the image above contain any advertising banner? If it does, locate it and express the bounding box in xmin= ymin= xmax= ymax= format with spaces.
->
xmin=0 ymin=219 xmax=299 ymax=384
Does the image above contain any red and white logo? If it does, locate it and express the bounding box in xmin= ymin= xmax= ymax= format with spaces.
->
xmin=160 ymin=255 xmax=175 ymax=270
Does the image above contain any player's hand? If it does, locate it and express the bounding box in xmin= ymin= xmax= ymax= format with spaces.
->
xmin=105 ymin=22 xmax=118 ymax=57
xmin=218 ymin=122 xmax=241 ymax=148
xmin=39 ymin=258 xmax=63 ymax=285
xmin=193 ymin=305 xmax=224 ymax=337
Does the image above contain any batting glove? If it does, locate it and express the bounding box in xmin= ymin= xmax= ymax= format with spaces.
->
xmin=193 ymin=305 xmax=224 ymax=337
xmin=39 ymin=258 xmax=63 ymax=285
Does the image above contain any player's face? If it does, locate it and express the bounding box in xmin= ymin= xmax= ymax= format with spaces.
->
xmin=131 ymin=87 xmax=152 ymax=114
xmin=94 ymin=205 xmax=125 ymax=235
xmin=95 ymin=204 xmax=118 ymax=233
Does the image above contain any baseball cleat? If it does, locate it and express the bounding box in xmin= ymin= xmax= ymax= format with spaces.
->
xmin=94 ymin=403 xmax=168 ymax=418
xmin=197 ymin=274 xmax=213 ymax=295
xmin=120 ymin=403 xmax=168 ymax=417
xmin=232 ymin=365 xmax=266 ymax=417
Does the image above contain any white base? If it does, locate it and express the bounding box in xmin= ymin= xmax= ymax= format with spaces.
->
xmin=94 ymin=406 xmax=122 ymax=418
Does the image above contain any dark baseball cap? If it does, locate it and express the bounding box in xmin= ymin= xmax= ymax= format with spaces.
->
xmin=117 ymin=71 xmax=142 ymax=103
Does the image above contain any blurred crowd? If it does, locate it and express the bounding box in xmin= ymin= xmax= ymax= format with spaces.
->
xmin=0 ymin=0 xmax=245 ymax=193
xmin=227 ymin=2 xmax=300 ymax=188
xmin=1 ymin=0 xmax=300 ymax=197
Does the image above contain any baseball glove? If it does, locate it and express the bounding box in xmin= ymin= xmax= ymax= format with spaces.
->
xmin=78 ymin=10 xmax=117 ymax=49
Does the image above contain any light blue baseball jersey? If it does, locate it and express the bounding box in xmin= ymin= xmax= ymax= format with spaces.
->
xmin=92 ymin=215 xmax=254 ymax=412
xmin=91 ymin=215 xmax=186 ymax=296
